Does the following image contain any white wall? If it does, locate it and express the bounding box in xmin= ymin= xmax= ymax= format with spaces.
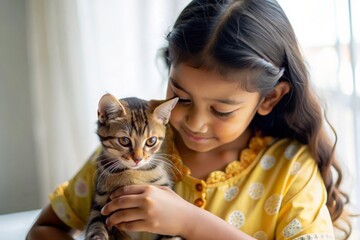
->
xmin=0 ymin=0 xmax=40 ymax=214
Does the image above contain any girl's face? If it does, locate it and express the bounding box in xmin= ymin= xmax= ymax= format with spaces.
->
xmin=167 ymin=63 xmax=261 ymax=153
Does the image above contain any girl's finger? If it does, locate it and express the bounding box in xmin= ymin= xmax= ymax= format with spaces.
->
xmin=110 ymin=185 xmax=146 ymax=199
xmin=101 ymin=194 xmax=141 ymax=215
xmin=115 ymin=220 xmax=148 ymax=232
xmin=106 ymin=208 xmax=145 ymax=228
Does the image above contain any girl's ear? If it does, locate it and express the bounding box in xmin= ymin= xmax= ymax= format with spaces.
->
xmin=257 ymin=81 xmax=291 ymax=116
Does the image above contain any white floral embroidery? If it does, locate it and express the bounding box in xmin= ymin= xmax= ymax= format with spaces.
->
xmin=283 ymin=218 xmax=302 ymax=238
xmin=228 ymin=210 xmax=245 ymax=228
xmin=290 ymin=162 xmax=301 ymax=175
xmin=293 ymin=233 xmax=335 ymax=240
xmin=284 ymin=144 xmax=299 ymax=159
xmin=260 ymin=155 xmax=276 ymax=170
xmin=74 ymin=177 xmax=88 ymax=197
xmin=224 ymin=186 xmax=239 ymax=202
xmin=253 ymin=230 xmax=268 ymax=240
xmin=248 ymin=182 xmax=264 ymax=200
xmin=53 ymin=201 xmax=67 ymax=220
xmin=264 ymin=194 xmax=282 ymax=215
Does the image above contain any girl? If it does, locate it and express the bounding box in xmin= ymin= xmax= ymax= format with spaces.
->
xmin=27 ymin=0 xmax=350 ymax=239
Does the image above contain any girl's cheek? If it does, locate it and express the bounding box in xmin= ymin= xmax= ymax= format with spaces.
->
xmin=169 ymin=107 xmax=183 ymax=125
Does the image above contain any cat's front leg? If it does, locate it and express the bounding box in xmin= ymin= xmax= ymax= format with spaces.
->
xmin=85 ymin=214 xmax=109 ymax=240
xmin=109 ymin=228 xmax=132 ymax=240
xmin=85 ymin=192 xmax=111 ymax=240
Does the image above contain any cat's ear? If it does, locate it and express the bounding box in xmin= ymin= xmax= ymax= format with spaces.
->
xmin=152 ymin=97 xmax=178 ymax=125
xmin=98 ymin=93 xmax=127 ymax=123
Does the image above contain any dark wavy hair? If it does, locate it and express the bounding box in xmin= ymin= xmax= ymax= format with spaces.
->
xmin=162 ymin=0 xmax=351 ymax=238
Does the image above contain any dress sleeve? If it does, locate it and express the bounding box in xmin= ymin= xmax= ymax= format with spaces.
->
xmin=49 ymin=147 xmax=100 ymax=230
xmin=275 ymin=147 xmax=335 ymax=239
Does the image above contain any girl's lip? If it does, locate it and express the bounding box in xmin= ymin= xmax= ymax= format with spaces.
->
xmin=182 ymin=128 xmax=210 ymax=142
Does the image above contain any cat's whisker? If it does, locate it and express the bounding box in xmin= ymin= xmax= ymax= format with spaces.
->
xmin=155 ymin=153 xmax=183 ymax=165
xmin=152 ymin=156 xmax=183 ymax=177
xmin=156 ymin=153 xmax=183 ymax=162
xmin=97 ymin=167 xmax=111 ymax=183
xmin=96 ymin=158 xmax=116 ymax=169
xmin=96 ymin=160 xmax=120 ymax=183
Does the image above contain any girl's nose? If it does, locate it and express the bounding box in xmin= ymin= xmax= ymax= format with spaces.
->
xmin=185 ymin=108 xmax=208 ymax=133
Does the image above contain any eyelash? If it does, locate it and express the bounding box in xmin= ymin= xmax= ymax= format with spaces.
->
xmin=174 ymin=94 xmax=234 ymax=118
xmin=177 ymin=97 xmax=191 ymax=105
xmin=211 ymin=108 xmax=233 ymax=117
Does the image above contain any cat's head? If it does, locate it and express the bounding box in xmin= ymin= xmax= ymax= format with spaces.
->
xmin=97 ymin=93 xmax=178 ymax=169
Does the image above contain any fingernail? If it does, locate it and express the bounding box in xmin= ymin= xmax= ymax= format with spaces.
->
xmin=106 ymin=218 xmax=111 ymax=227
xmin=101 ymin=206 xmax=106 ymax=215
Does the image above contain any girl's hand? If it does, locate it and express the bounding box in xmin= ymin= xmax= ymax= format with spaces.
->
xmin=100 ymin=185 xmax=191 ymax=237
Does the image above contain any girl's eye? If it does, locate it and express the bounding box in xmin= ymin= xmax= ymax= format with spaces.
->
xmin=173 ymin=94 xmax=191 ymax=105
xmin=177 ymin=98 xmax=191 ymax=105
xmin=211 ymin=108 xmax=234 ymax=118
xmin=118 ymin=137 xmax=131 ymax=147
xmin=146 ymin=137 xmax=157 ymax=147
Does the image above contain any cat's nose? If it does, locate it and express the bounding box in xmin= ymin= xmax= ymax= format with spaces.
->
xmin=133 ymin=157 xmax=142 ymax=164
xmin=132 ymin=149 xmax=143 ymax=164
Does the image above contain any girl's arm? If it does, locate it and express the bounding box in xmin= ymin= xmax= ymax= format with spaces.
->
xmin=101 ymin=185 xmax=255 ymax=240
xmin=26 ymin=204 xmax=75 ymax=240
xmin=181 ymin=204 xmax=256 ymax=240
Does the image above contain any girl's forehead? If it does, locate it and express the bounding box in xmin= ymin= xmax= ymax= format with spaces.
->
xmin=169 ymin=63 xmax=259 ymax=101
xmin=169 ymin=63 xmax=254 ymax=90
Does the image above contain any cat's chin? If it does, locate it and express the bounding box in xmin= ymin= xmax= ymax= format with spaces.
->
xmin=121 ymin=161 xmax=147 ymax=170
xmin=128 ymin=166 xmax=144 ymax=170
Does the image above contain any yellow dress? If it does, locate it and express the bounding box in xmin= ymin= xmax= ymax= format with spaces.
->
xmin=50 ymin=133 xmax=335 ymax=240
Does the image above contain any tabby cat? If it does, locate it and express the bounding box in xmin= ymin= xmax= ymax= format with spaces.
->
xmin=85 ymin=93 xmax=181 ymax=240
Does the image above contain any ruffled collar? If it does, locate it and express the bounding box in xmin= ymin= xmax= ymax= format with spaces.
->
xmin=165 ymin=128 xmax=273 ymax=184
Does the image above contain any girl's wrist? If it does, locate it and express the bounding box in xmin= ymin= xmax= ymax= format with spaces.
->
xmin=175 ymin=202 xmax=255 ymax=240
xmin=177 ymin=203 xmax=198 ymax=238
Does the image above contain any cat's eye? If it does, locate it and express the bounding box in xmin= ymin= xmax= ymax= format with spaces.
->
xmin=145 ymin=137 xmax=157 ymax=147
xmin=118 ymin=137 xmax=131 ymax=147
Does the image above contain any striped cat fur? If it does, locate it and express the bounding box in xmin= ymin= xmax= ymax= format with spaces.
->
xmin=85 ymin=93 xmax=181 ymax=240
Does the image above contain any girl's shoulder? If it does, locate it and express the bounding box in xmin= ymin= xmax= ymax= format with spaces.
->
xmin=239 ymin=135 xmax=312 ymax=174
xmin=48 ymin=147 xmax=102 ymax=230
xmin=241 ymin=135 xmax=307 ymax=157
xmin=89 ymin=146 xmax=103 ymax=164
xmin=69 ymin=146 xmax=101 ymax=182
xmin=255 ymin=137 xmax=319 ymax=188
xmin=263 ymin=137 xmax=312 ymax=165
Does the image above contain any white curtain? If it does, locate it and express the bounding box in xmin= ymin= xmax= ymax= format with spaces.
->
xmin=27 ymin=0 xmax=189 ymax=205
xmin=27 ymin=0 xmax=92 ymax=205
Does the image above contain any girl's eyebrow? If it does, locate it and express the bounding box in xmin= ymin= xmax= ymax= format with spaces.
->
xmin=214 ymin=98 xmax=243 ymax=105
xmin=169 ymin=77 xmax=189 ymax=94
xmin=169 ymin=77 xmax=244 ymax=105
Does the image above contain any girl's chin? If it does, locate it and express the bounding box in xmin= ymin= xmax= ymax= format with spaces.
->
xmin=173 ymin=127 xmax=219 ymax=152
xmin=182 ymin=137 xmax=218 ymax=153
